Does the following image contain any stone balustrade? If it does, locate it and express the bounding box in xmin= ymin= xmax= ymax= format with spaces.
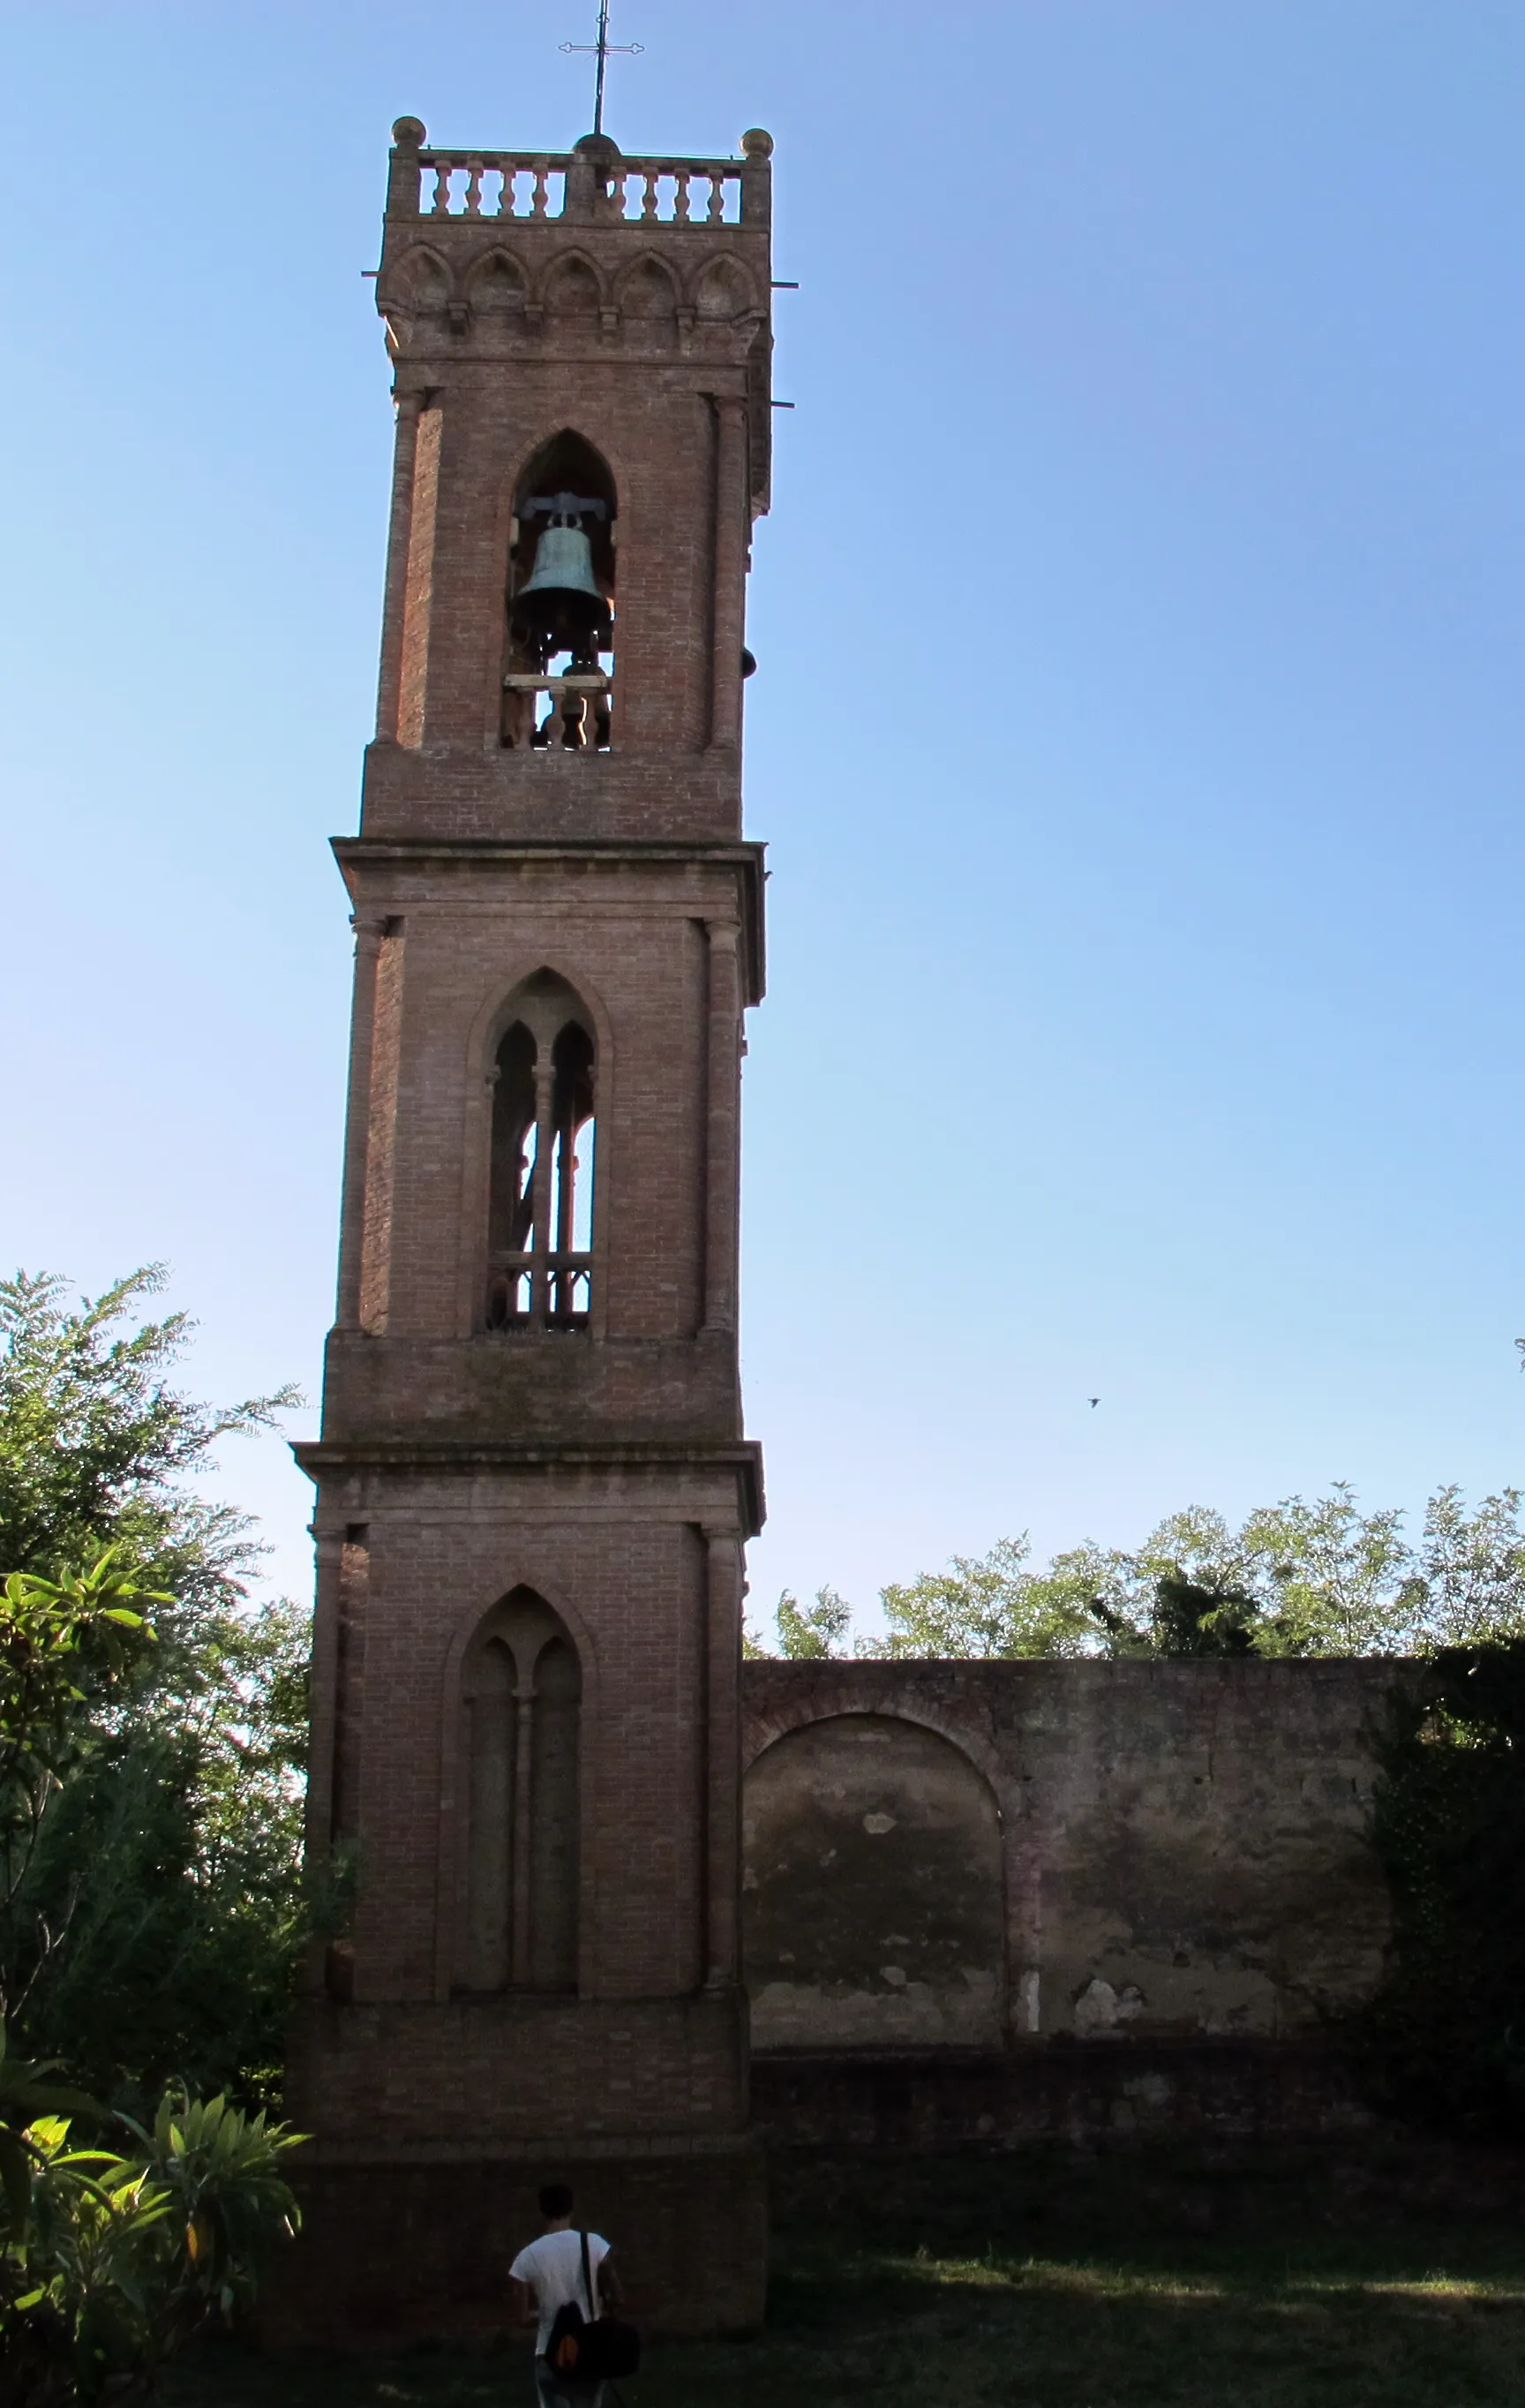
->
xmin=485 ymin=1249 xmax=592 ymax=1329
xmin=501 ymin=671 xmax=612 ymax=753
xmin=417 ymin=154 xmax=741 ymax=224
xmin=385 ymin=121 xmax=773 ymax=231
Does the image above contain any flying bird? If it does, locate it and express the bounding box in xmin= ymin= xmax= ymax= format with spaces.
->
xmin=1088 ymin=1397 xmax=1100 ymax=1408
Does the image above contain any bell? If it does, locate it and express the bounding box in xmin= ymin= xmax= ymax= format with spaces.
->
xmin=511 ymin=521 xmax=612 ymax=665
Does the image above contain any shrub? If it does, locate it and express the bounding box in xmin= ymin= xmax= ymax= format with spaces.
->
xmin=0 ymin=2071 xmax=304 ymax=2404
xmin=1359 ymin=1639 xmax=1525 ymax=2136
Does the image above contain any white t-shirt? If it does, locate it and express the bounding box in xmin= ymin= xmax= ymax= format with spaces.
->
xmin=510 ymin=2228 xmax=612 ymax=2355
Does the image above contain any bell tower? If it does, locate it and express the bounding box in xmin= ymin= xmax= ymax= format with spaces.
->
xmin=283 ymin=117 xmax=774 ymax=2343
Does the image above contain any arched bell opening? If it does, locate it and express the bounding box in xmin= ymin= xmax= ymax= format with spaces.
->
xmin=459 ymin=1588 xmax=582 ymax=1996
xmin=501 ymin=431 xmax=616 ymax=753
xmin=485 ymin=971 xmax=597 ymax=1332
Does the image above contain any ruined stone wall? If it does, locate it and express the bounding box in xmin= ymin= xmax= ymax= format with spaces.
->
xmin=742 ymin=1659 xmax=1400 ymax=2056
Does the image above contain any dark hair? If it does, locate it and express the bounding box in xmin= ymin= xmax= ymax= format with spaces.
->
xmin=539 ymin=2182 xmax=575 ymax=2219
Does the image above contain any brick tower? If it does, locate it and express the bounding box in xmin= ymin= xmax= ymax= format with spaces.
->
xmin=282 ymin=117 xmax=774 ymax=2343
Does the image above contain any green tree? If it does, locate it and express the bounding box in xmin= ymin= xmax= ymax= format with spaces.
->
xmin=0 ymin=1270 xmax=306 ymax=2106
xmin=1146 ymin=1573 xmax=1261 ymax=1657
xmin=860 ymin=1487 xmax=1525 ymax=1663
xmin=771 ymin=1586 xmax=853 ymax=1659
xmin=1411 ymin=1485 xmax=1525 ymax=1647
xmin=875 ymin=1537 xmax=1107 ymax=1659
xmin=2 ymin=2086 xmax=304 ymax=2404
xmin=11 ymin=1597 xmax=309 ymax=2108
xmin=0 ymin=1268 xmax=295 ymax=1607
xmin=1360 ymin=1638 xmax=1525 ymax=2137
xmin=0 ymin=1558 xmax=162 ymax=2021
xmin=1238 ymin=1486 xmax=1418 ymax=1652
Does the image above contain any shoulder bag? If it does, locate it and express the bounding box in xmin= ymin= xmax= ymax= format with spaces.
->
xmin=545 ymin=2231 xmax=642 ymax=2385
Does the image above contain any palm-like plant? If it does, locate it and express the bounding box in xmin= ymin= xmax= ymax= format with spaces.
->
xmin=0 ymin=2023 xmax=99 ymax=2240
xmin=4 ymin=2114 xmax=171 ymax=2402
xmin=120 ymin=2086 xmax=304 ymax=2333
xmin=0 ymin=2083 xmax=304 ymax=2404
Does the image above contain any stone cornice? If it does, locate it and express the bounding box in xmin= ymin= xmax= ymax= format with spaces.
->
xmin=332 ymin=833 xmax=766 ymax=1004
xmin=293 ymin=1434 xmax=765 ymax=1535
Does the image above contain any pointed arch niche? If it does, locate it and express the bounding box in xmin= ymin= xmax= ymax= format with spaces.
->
xmin=485 ymin=969 xmax=597 ymax=1332
xmin=459 ymin=1587 xmax=582 ymax=1995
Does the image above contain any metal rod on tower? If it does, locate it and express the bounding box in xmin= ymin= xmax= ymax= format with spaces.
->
xmin=560 ymin=0 xmax=643 ymax=139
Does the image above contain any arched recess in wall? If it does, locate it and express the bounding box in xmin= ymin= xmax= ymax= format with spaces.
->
xmin=485 ymin=968 xmax=597 ymax=1331
xmin=615 ymin=255 xmax=679 ymax=351
xmin=381 ymin=242 xmax=451 ymax=349
xmin=742 ymin=1714 xmax=1004 ymax=2049
xmin=691 ymin=253 xmax=753 ymax=323
xmin=459 ymin=1586 xmax=582 ymax=1993
xmin=465 ymin=247 xmax=528 ymax=327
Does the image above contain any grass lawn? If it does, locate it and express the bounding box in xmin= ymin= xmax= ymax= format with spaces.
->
xmin=165 ymin=2151 xmax=1525 ymax=2407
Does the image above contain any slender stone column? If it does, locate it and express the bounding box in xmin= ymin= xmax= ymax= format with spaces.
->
xmin=702 ymin=917 xmax=742 ymax=1333
xmin=511 ymin=1679 xmax=537 ymax=1979
xmin=709 ymin=393 xmax=747 ymax=750
xmin=702 ymin=1524 xmax=745 ymax=1988
xmin=334 ymin=919 xmax=385 ymax=1330
xmin=529 ymin=1057 xmax=556 ymax=1324
xmin=375 ymin=391 xmax=422 ymax=741
xmin=305 ymin=1525 xmax=348 ymax=1864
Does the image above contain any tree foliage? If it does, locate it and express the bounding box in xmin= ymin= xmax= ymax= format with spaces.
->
xmin=752 ymin=1486 xmax=1525 ymax=1661
xmin=0 ymin=1558 xmax=163 ymax=2022
xmin=1095 ymin=1572 xmax=1263 ymax=1659
xmin=0 ymin=1269 xmax=295 ymax=1607
xmin=1359 ymin=1639 xmax=1525 ymax=2138
xmin=0 ymin=1269 xmax=307 ymax=2107
xmin=1 ymin=2076 xmax=304 ymax=2404
xmin=877 ymin=1539 xmax=1113 ymax=1660
xmin=749 ymin=1586 xmax=854 ymax=1659
xmin=11 ymin=1598 xmax=309 ymax=2108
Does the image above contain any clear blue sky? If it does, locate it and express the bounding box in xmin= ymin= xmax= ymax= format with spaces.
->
xmin=3 ymin=3 xmax=1522 ymax=1636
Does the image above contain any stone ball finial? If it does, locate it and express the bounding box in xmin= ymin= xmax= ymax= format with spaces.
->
xmin=740 ymin=128 xmax=773 ymax=158
xmin=393 ymin=117 xmax=426 ymax=147
xmin=574 ymin=132 xmax=622 ymax=161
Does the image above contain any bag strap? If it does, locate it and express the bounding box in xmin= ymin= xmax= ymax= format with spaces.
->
xmin=579 ymin=2226 xmax=598 ymax=2321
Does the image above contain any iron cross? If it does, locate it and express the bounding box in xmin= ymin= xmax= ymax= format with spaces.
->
xmin=561 ymin=0 xmax=643 ymax=139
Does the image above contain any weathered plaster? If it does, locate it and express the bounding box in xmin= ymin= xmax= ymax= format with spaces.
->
xmin=742 ymin=1659 xmax=1400 ymax=2050
xmin=744 ymin=1713 xmax=1003 ymax=2046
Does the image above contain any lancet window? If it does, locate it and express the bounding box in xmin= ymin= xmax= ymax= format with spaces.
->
xmin=501 ymin=430 xmax=616 ymax=752
xmin=486 ymin=971 xmax=596 ymax=1330
xmin=461 ymin=1588 xmax=581 ymax=1995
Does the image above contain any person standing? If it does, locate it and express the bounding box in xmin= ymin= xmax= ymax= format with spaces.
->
xmin=510 ymin=2181 xmax=623 ymax=2406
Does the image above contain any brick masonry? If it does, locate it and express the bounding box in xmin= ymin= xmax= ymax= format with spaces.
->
xmin=280 ymin=120 xmax=777 ymax=2344
xmin=278 ymin=114 xmax=1416 ymax=2349
xmin=264 ymin=2141 xmax=769 ymax=2349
